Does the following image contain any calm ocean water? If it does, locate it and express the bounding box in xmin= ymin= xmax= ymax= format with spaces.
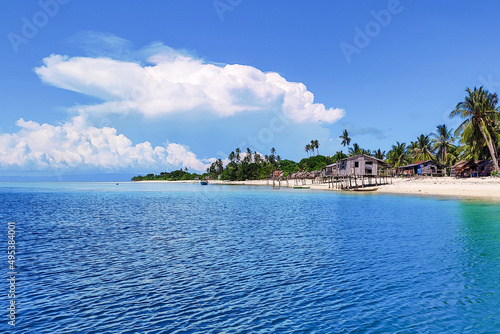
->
xmin=0 ymin=182 xmax=499 ymax=333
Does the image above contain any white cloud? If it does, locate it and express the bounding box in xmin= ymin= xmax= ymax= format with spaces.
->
xmin=35 ymin=46 xmax=345 ymax=123
xmin=0 ymin=115 xmax=211 ymax=172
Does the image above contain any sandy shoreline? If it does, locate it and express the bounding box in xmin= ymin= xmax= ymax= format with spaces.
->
xmin=140 ymin=177 xmax=500 ymax=201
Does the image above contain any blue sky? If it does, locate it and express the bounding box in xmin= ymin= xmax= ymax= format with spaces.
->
xmin=1 ymin=0 xmax=500 ymax=179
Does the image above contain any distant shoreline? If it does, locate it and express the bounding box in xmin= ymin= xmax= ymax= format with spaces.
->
xmin=138 ymin=177 xmax=500 ymax=201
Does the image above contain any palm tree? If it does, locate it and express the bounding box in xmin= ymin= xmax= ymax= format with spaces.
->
xmin=244 ymin=148 xmax=252 ymax=163
xmin=228 ymin=151 xmax=235 ymax=163
xmin=340 ymin=129 xmax=351 ymax=148
xmin=305 ymin=144 xmax=311 ymax=156
xmin=309 ymin=139 xmax=319 ymax=155
xmin=269 ymin=147 xmax=276 ymax=164
xmin=387 ymin=142 xmax=408 ymax=167
xmin=373 ymin=148 xmax=385 ymax=160
xmin=450 ymin=87 xmax=500 ymax=172
xmin=216 ymin=159 xmax=224 ymax=174
xmin=445 ymin=145 xmax=463 ymax=167
xmin=430 ymin=124 xmax=455 ymax=165
xmin=332 ymin=151 xmax=347 ymax=162
xmin=235 ymin=148 xmax=241 ymax=163
xmin=313 ymin=140 xmax=320 ymax=155
xmin=253 ymin=151 xmax=262 ymax=164
xmin=411 ymin=134 xmax=435 ymax=162
xmin=348 ymin=143 xmax=362 ymax=156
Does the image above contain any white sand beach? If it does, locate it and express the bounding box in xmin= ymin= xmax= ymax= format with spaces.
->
xmin=142 ymin=176 xmax=500 ymax=201
xmin=376 ymin=177 xmax=500 ymax=200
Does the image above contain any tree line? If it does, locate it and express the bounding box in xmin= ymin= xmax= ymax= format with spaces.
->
xmin=385 ymin=87 xmax=500 ymax=171
xmin=205 ymin=147 xmax=334 ymax=181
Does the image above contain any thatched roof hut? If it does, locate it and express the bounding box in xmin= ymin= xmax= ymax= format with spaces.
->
xmin=451 ymin=160 xmax=476 ymax=177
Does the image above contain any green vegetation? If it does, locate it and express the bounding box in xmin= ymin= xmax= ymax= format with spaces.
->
xmin=298 ymin=155 xmax=332 ymax=172
xmin=384 ymin=86 xmax=500 ymax=171
xmin=450 ymin=87 xmax=500 ymax=171
xmin=387 ymin=142 xmax=408 ymax=167
xmin=430 ymin=124 xmax=455 ymax=165
xmin=215 ymin=147 xmax=283 ymax=181
xmin=131 ymin=169 xmax=202 ymax=181
xmin=206 ymin=144 xmax=346 ymax=181
xmin=372 ymin=148 xmax=385 ymax=160
xmin=132 ymin=146 xmax=339 ymax=182
xmin=208 ymin=148 xmax=330 ymax=181
xmin=348 ymin=143 xmax=371 ymax=157
xmin=410 ymin=134 xmax=435 ymax=162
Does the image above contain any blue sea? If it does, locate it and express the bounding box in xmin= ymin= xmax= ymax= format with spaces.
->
xmin=1 ymin=182 xmax=499 ymax=333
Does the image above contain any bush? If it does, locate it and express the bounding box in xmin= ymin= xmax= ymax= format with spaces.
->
xmin=298 ymin=155 xmax=329 ymax=172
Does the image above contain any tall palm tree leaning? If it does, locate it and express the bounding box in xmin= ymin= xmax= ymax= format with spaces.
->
xmin=340 ymin=129 xmax=351 ymax=149
xmin=305 ymin=144 xmax=311 ymax=157
xmin=430 ymin=124 xmax=455 ymax=165
xmin=450 ymin=87 xmax=500 ymax=172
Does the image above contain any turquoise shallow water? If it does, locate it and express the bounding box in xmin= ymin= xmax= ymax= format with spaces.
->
xmin=0 ymin=182 xmax=499 ymax=333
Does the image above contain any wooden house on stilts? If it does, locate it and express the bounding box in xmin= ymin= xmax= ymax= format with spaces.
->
xmin=323 ymin=154 xmax=391 ymax=190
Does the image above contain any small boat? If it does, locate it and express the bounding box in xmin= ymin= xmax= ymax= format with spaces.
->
xmin=343 ymin=187 xmax=378 ymax=192
xmin=200 ymin=181 xmax=208 ymax=185
xmin=294 ymin=186 xmax=310 ymax=189
xmin=354 ymin=187 xmax=378 ymax=192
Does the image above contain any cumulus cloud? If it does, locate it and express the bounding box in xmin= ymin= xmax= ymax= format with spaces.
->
xmin=0 ymin=115 xmax=211 ymax=172
xmin=34 ymin=46 xmax=344 ymax=123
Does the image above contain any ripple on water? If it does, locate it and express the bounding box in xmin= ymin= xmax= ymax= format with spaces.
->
xmin=0 ymin=183 xmax=499 ymax=332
